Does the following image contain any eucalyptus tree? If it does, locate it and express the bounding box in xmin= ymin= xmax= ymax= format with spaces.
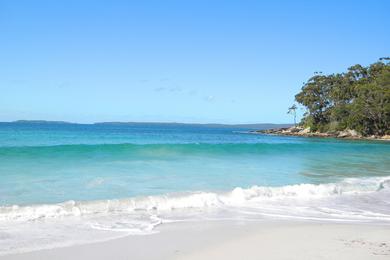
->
xmin=287 ymin=104 xmax=297 ymax=126
xmin=294 ymin=58 xmax=390 ymax=135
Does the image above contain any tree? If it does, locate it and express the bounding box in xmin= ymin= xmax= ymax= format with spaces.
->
xmin=294 ymin=58 xmax=390 ymax=135
xmin=295 ymin=75 xmax=333 ymax=131
xmin=287 ymin=104 xmax=297 ymax=126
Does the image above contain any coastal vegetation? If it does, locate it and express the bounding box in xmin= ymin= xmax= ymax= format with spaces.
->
xmin=287 ymin=104 xmax=298 ymax=126
xmin=294 ymin=58 xmax=390 ymax=136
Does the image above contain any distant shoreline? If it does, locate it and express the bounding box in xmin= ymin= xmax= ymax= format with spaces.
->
xmin=1 ymin=120 xmax=293 ymax=130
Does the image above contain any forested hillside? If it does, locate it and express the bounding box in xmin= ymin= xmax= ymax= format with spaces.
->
xmin=295 ymin=58 xmax=390 ymax=136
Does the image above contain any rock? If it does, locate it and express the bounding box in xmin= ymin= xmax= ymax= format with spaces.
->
xmin=299 ymin=127 xmax=311 ymax=134
xmin=316 ymin=132 xmax=330 ymax=137
xmin=348 ymin=129 xmax=360 ymax=137
xmin=254 ymin=126 xmax=389 ymax=141
xmin=338 ymin=129 xmax=361 ymax=138
xmin=290 ymin=127 xmax=303 ymax=133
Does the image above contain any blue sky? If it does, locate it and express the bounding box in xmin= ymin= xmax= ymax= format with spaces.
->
xmin=1 ymin=0 xmax=389 ymax=124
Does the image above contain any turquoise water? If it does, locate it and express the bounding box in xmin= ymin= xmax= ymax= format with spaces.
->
xmin=1 ymin=123 xmax=389 ymax=206
xmin=0 ymin=122 xmax=390 ymax=254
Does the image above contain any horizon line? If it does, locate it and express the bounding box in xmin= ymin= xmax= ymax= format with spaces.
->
xmin=0 ymin=119 xmax=294 ymax=126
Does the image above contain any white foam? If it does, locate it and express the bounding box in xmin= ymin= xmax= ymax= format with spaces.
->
xmin=1 ymin=177 xmax=389 ymax=222
xmin=1 ymin=177 xmax=390 ymax=255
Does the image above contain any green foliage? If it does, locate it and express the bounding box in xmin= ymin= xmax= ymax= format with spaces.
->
xmin=295 ymin=59 xmax=390 ymax=136
xmin=287 ymin=104 xmax=297 ymax=126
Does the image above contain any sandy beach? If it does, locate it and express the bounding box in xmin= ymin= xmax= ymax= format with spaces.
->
xmin=2 ymin=220 xmax=389 ymax=260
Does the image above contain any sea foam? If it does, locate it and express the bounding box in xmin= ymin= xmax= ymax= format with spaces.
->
xmin=1 ymin=177 xmax=390 ymax=255
xmin=1 ymin=177 xmax=389 ymax=222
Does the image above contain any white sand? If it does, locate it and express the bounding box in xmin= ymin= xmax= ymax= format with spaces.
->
xmin=1 ymin=221 xmax=389 ymax=260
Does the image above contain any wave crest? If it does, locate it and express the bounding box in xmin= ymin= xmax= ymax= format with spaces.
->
xmin=1 ymin=177 xmax=389 ymax=222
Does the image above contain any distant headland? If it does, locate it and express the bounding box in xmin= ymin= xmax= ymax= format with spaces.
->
xmin=4 ymin=120 xmax=293 ymax=130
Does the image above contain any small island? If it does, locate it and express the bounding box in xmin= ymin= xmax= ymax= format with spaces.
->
xmin=257 ymin=58 xmax=390 ymax=141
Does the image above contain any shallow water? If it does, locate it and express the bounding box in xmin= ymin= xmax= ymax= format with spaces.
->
xmin=0 ymin=122 xmax=389 ymax=254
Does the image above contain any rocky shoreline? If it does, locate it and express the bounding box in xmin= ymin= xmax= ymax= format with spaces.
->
xmin=253 ymin=126 xmax=390 ymax=141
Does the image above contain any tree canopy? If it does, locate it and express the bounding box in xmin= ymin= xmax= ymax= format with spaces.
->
xmin=295 ymin=58 xmax=390 ymax=136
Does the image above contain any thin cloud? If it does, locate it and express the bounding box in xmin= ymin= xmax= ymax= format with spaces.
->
xmin=168 ymin=86 xmax=182 ymax=92
xmin=154 ymin=86 xmax=182 ymax=92
xmin=204 ymin=95 xmax=215 ymax=102
xmin=187 ymin=89 xmax=197 ymax=96
xmin=154 ymin=87 xmax=166 ymax=92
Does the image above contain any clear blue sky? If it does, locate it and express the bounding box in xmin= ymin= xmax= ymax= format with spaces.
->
xmin=1 ymin=0 xmax=389 ymax=124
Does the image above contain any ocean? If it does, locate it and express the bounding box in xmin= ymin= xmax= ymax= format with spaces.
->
xmin=0 ymin=122 xmax=389 ymax=254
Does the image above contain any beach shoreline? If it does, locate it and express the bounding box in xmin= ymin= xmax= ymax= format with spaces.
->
xmin=252 ymin=126 xmax=390 ymax=141
xmin=1 ymin=220 xmax=389 ymax=260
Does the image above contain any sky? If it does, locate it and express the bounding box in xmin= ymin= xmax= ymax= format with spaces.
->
xmin=0 ymin=0 xmax=389 ymax=124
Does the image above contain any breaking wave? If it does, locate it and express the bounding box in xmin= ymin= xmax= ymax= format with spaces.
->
xmin=1 ymin=176 xmax=390 ymax=255
xmin=1 ymin=177 xmax=389 ymax=222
